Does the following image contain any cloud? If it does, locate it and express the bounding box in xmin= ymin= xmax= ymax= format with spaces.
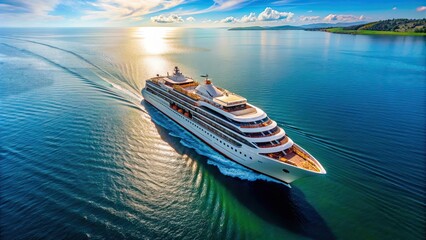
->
xmin=186 ymin=0 xmax=249 ymax=15
xmin=212 ymin=0 xmax=247 ymax=11
xmin=0 ymin=0 xmax=59 ymax=15
xmin=82 ymin=0 xmax=184 ymax=21
xmin=392 ymin=7 xmax=397 ymax=10
xmin=323 ymin=14 xmax=364 ymax=22
xmin=220 ymin=16 xmax=239 ymax=23
xmin=417 ymin=6 xmax=426 ymax=12
xmin=218 ymin=13 xmax=255 ymax=24
xmin=0 ymin=0 xmax=62 ymax=25
xmin=240 ymin=12 xmax=256 ymax=23
xmin=218 ymin=7 xmax=295 ymax=24
xmin=151 ymin=14 xmax=183 ymax=23
xmin=186 ymin=16 xmax=195 ymax=22
xmin=257 ymin=7 xmax=294 ymax=21
xmin=271 ymin=0 xmax=294 ymax=6
xmin=299 ymin=16 xmax=320 ymax=22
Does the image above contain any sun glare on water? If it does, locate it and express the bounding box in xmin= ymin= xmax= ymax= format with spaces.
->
xmin=131 ymin=27 xmax=178 ymax=78
xmin=134 ymin=27 xmax=175 ymax=55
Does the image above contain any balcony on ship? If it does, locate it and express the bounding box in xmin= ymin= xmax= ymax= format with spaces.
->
xmin=239 ymin=118 xmax=273 ymax=128
xmin=244 ymin=126 xmax=280 ymax=138
xmin=254 ymin=136 xmax=289 ymax=148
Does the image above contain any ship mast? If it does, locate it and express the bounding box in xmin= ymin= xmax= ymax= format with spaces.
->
xmin=174 ymin=66 xmax=181 ymax=76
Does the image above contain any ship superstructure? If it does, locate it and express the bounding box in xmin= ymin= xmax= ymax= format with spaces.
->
xmin=142 ymin=67 xmax=326 ymax=185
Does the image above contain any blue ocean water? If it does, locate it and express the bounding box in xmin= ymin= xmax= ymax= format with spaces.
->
xmin=0 ymin=28 xmax=425 ymax=239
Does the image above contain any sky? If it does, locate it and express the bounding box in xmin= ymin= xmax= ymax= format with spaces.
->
xmin=0 ymin=0 xmax=425 ymax=27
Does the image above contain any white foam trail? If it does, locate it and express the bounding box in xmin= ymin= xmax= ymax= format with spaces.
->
xmin=151 ymin=109 xmax=285 ymax=185
xmin=95 ymin=73 xmax=152 ymax=119
xmin=96 ymin=73 xmax=143 ymax=102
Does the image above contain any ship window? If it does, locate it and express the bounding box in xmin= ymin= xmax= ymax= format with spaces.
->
xmin=244 ymin=154 xmax=246 ymax=157
xmin=282 ymin=169 xmax=290 ymax=173
xmin=240 ymin=152 xmax=242 ymax=154
xmin=249 ymin=157 xmax=252 ymax=159
xmin=231 ymin=147 xmax=233 ymax=150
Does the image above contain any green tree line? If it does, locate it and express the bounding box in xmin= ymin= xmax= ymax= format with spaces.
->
xmin=345 ymin=19 xmax=426 ymax=33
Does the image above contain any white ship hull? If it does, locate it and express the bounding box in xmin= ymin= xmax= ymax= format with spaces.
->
xmin=143 ymin=88 xmax=323 ymax=185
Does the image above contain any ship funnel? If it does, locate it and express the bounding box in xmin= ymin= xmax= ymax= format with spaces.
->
xmin=201 ymin=74 xmax=211 ymax=84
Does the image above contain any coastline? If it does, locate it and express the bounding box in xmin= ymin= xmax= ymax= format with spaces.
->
xmin=323 ymin=27 xmax=426 ymax=36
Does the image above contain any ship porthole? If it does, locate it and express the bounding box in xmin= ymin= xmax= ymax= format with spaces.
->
xmin=282 ymin=169 xmax=290 ymax=173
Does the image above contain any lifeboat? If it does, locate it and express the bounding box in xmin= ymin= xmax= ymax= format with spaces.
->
xmin=178 ymin=109 xmax=183 ymax=114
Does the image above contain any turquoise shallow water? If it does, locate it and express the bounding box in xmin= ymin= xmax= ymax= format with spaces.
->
xmin=0 ymin=28 xmax=425 ymax=239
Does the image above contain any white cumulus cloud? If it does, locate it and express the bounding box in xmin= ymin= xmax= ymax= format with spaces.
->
xmin=220 ymin=16 xmax=239 ymax=23
xmin=219 ymin=13 xmax=255 ymax=23
xmin=392 ymin=7 xmax=397 ymax=10
xmin=218 ymin=7 xmax=295 ymax=24
xmin=323 ymin=14 xmax=364 ymax=22
xmin=240 ymin=12 xmax=256 ymax=23
xmin=257 ymin=7 xmax=294 ymax=21
xmin=299 ymin=16 xmax=320 ymax=22
xmin=151 ymin=14 xmax=183 ymax=23
xmin=186 ymin=16 xmax=195 ymax=22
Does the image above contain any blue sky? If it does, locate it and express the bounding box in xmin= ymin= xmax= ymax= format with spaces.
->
xmin=0 ymin=0 xmax=425 ymax=27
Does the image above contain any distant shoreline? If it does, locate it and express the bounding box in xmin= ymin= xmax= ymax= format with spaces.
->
xmin=229 ymin=27 xmax=426 ymax=36
xmin=229 ymin=18 xmax=426 ymax=37
xmin=323 ymin=27 xmax=426 ymax=36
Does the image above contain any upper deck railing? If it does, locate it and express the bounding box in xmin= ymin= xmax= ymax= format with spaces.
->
xmin=244 ymin=126 xmax=280 ymax=138
xmin=240 ymin=119 xmax=273 ymax=128
xmin=255 ymin=136 xmax=289 ymax=148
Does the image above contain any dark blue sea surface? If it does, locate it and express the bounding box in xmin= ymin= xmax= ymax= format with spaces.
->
xmin=0 ymin=28 xmax=425 ymax=239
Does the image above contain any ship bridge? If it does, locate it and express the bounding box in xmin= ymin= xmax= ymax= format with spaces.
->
xmin=163 ymin=66 xmax=194 ymax=85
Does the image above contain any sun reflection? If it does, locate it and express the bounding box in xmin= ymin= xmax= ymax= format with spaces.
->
xmin=135 ymin=27 xmax=175 ymax=55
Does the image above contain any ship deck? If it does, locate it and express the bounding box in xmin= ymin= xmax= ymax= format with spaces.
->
xmin=263 ymin=145 xmax=322 ymax=172
xmin=279 ymin=152 xmax=320 ymax=172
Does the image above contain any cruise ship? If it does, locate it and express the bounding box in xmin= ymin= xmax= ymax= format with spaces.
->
xmin=142 ymin=67 xmax=326 ymax=185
